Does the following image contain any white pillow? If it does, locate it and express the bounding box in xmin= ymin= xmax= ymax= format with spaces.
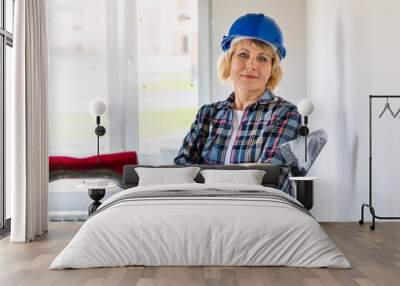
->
xmin=135 ymin=167 xmax=201 ymax=186
xmin=200 ymin=169 xmax=266 ymax=185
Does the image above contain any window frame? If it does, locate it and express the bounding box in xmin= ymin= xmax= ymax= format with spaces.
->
xmin=0 ymin=0 xmax=14 ymax=233
xmin=198 ymin=0 xmax=211 ymax=106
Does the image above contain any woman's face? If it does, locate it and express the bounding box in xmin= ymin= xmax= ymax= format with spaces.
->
xmin=230 ymin=39 xmax=273 ymax=95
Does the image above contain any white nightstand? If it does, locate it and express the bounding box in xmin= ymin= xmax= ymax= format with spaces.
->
xmin=77 ymin=180 xmax=117 ymax=215
xmin=289 ymin=177 xmax=320 ymax=210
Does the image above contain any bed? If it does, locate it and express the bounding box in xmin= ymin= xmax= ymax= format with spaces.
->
xmin=50 ymin=164 xmax=350 ymax=269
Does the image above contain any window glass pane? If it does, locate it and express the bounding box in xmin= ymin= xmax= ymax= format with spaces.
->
xmin=5 ymin=0 xmax=14 ymax=33
xmin=5 ymin=44 xmax=12 ymax=219
xmin=48 ymin=0 xmax=138 ymax=158
xmin=48 ymin=0 xmax=111 ymax=156
xmin=136 ymin=0 xmax=198 ymax=164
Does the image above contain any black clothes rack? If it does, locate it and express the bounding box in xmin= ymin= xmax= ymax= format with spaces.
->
xmin=359 ymin=95 xmax=400 ymax=230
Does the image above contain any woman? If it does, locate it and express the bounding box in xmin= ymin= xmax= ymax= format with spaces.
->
xmin=174 ymin=13 xmax=301 ymax=195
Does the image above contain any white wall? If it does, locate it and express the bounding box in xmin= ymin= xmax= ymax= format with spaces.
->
xmin=306 ymin=0 xmax=400 ymax=220
xmin=210 ymin=0 xmax=306 ymax=104
xmin=211 ymin=0 xmax=400 ymax=221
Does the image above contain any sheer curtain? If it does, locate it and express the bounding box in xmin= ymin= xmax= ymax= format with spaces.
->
xmin=9 ymin=0 xmax=49 ymax=242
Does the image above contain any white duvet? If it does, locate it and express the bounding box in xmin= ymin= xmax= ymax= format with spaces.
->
xmin=50 ymin=183 xmax=351 ymax=269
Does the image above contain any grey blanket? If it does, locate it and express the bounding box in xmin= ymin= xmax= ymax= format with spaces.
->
xmin=92 ymin=188 xmax=311 ymax=217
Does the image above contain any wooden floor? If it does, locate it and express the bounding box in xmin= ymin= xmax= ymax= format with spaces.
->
xmin=0 ymin=222 xmax=399 ymax=286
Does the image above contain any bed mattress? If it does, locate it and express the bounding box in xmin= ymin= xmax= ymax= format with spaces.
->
xmin=50 ymin=183 xmax=350 ymax=269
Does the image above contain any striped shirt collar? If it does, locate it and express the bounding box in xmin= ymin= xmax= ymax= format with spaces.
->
xmin=216 ymin=90 xmax=275 ymax=110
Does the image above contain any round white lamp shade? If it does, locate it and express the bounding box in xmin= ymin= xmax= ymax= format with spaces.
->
xmin=89 ymin=99 xmax=107 ymax=116
xmin=297 ymin=99 xmax=314 ymax=116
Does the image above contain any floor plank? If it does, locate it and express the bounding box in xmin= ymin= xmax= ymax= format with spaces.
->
xmin=0 ymin=222 xmax=399 ymax=286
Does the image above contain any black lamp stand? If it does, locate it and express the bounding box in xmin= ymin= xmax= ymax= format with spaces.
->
xmin=87 ymin=116 xmax=107 ymax=215
xmin=298 ymin=116 xmax=309 ymax=162
xmin=95 ymin=115 xmax=106 ymax=157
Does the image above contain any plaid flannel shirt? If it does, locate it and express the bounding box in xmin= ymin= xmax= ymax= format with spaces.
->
xmin=174 ymin=91 xmax=301 ymax=196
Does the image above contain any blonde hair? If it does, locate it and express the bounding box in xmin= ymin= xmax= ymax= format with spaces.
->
xmin=217 ymin=39 xmax=282 ymax=91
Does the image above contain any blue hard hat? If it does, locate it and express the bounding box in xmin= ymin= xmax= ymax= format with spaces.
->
xmin=221 ymin=13 xmax=286 ymax=60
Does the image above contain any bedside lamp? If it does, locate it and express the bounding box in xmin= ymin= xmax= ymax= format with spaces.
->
xmin=89 ymin=99 xmax=107 ymax=157
xmin=297 ymin=99 xmax=314 ymax=162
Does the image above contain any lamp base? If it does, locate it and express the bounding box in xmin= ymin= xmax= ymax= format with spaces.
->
xmin=95 ymin=126 xmax=106 ymax=136
xmin=298 ymin=125 xmax=309 ymax=136
xmin=88 ymin=188 xmax=106 ymax=215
